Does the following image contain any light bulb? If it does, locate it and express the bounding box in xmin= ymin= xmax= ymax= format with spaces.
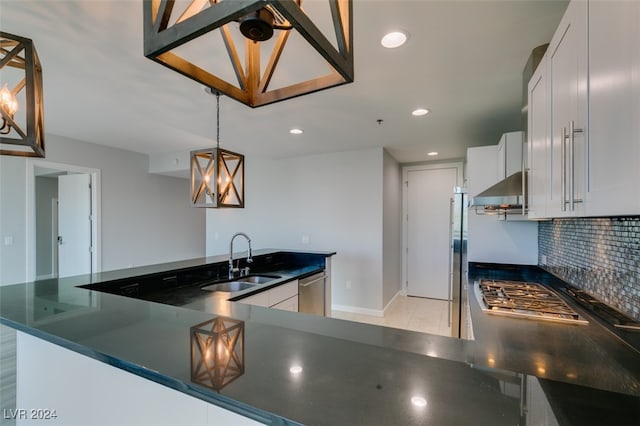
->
xmin=0 ymin=84 xmax=18 ymax=115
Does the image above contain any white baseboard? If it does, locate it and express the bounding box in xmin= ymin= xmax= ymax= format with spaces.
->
xmin=331 ymin=304 xmax=384 ymax=317
xmin=382 ymin=290 xmax=402 ymax=316
xmin=35 ymin=273 xmax=56 ymax=280
xmin=332 ymin=289 xmax=404 ymax=318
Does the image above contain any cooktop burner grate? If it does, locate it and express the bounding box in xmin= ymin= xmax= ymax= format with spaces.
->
xmin=476 ymin=280 xmax=588 ymax=325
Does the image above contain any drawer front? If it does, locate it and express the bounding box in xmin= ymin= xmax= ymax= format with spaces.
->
xmin=270 ymin=295 xmax=299 ymax=312
xmin=238 ymin=291 xmax=269 ymax=307
xmin=268 ymin=280 xmax=298 ymax=306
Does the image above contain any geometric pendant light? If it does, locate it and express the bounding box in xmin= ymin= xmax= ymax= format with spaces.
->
xmin=143 ymin=0 xmax=353 ymax=108
xmin=191 ymin=92 xmax=245 ymax=208
xmin=0 ymin=32 xmax=45 ymax=157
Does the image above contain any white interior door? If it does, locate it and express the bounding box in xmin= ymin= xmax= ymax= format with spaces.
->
xmin=58 ymin=174 xmax=91 ymax=278
xmin=407 ymin=167 xmax=457 ymax=299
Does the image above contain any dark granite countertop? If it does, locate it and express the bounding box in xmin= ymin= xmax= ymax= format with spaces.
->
xmin=1 ymin=257 xmax=639 ymax=425
xmin=467 ymin=263 xmax=640 ymax=397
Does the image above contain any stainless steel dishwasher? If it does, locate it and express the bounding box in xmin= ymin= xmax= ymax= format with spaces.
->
xmin=298 ymin=272 xmax=326 ymax=316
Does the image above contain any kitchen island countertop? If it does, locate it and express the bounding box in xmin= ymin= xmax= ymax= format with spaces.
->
xmin=1 ymin=257 xmax=639 ymax=425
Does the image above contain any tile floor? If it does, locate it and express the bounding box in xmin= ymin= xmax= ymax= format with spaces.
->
xmin=331 ymin=295 xmax=452 ymax=337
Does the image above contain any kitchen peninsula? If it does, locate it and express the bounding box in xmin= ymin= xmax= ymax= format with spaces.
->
xmin=1 ymin=252 xmax=640 ymax=425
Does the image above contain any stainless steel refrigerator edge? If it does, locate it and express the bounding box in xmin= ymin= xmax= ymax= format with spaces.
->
xmin=450 ymin=188 xmax=469 ymax=338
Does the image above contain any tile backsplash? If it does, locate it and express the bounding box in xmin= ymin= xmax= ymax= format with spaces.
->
xmin=538 ymin=217 xmax=640 ymax=321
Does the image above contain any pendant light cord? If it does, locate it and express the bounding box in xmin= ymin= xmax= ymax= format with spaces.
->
xmin=216 ymin=92 xmax=220 ymax=150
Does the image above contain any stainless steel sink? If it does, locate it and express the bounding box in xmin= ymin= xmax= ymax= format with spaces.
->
xmin=236 ymin=275 xmax=280 ymax=284
xmin=201 ymin=282 xmax=255 ymax=293
xmin=200 ymin=275 xmax=280 ymax=293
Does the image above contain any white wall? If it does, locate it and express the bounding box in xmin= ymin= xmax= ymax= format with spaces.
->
xmin=0 ymin=134 xmax=206 ymax=285
xmin=205 ymin=156 xmax=287 ymax=255
xmin=206 ymin=148 xmax=386 ymax=313
xmin=281 ymin=149 xmax=384 ymax=312
xmin=468 ymin=215 xmax=538 ymax=264
xmin=0 ymin=156 xmax=28 ymax=285
xmin=382 ymin=150 xmax=402 ymax=307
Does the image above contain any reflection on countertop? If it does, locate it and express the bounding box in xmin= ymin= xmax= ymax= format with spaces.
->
xmin=1 ymin=257 xmax=639 ymax=425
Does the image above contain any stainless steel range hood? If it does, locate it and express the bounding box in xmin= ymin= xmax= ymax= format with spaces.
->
xmin=470 ymin=171 xmax=527 ymax=215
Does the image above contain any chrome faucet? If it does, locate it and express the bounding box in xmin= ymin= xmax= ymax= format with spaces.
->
xmin=229 ymin=232 xmax=253 ymax=279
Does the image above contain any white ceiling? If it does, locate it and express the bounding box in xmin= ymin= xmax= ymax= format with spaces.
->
xmin=1 ymin=0 xmax=568 ymax=163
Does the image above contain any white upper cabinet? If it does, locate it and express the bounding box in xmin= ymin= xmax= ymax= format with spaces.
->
xmin=527 ymin=58 xmax=548 ymax=220
xmin=468 ymin=145 xmax=498 ymax=199
xmin=546 ymin=0 xmax=588 ymax=217
xmin=585 ymin=0 xmax=640 ymax=216
xmin=497 ymin=131 xmax=524 ymax=180
xmin=527 ymin=0 xmax=640 ymax=219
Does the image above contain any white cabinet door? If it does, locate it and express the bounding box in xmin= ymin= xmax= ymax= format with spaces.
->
xmin=547 ymin=0 xmax=588 ymax=217
xmin=467 ymin=146 xmax=498 ymax=199
xmin=498 ymin=132 xmax=524 ymax=179
xmin=586 ymin=0 xmax=640 ymax=216
xmin=527 ymin=58 xmax=549 ymax=220
xmin=497 ymin=135 xmax=506 ymax=182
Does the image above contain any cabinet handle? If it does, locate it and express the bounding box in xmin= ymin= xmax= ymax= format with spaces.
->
xmin=561 ymin=127 xmax=568 ymax=212
xmin=570 ymin=120 xmax=584 ymax=211
xmin=521 ymin=161 xmax=526 ymax=216
xmin=569 ymin=120 xmax=575 ymax=211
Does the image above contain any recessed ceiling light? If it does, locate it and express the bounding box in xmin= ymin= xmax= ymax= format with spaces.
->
xmin=381 ymin=31 xmax=408 ymax=48
xmin=427 ymin=152 xmax=438 ymax=157
xmin=411 ymin=396 xmax=427 ymax=407
xmin=412 ymin=108 xmax=430 ymax=116
xmin=289 ymin=365 xmax=303 ymax=374
xmin=290 ymin=128 xmax=303 ymax=135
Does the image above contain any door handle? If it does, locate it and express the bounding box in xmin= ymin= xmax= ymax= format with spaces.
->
xmin=57 ymin=236 xmax=63 ymax=245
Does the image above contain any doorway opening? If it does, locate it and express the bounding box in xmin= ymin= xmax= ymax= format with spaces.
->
xmin=26 ymin=160 xmax=101 ymax=282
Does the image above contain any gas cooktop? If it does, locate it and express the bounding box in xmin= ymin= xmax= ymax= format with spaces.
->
xmin=475 ymin=279 xmax=588 ymax=325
